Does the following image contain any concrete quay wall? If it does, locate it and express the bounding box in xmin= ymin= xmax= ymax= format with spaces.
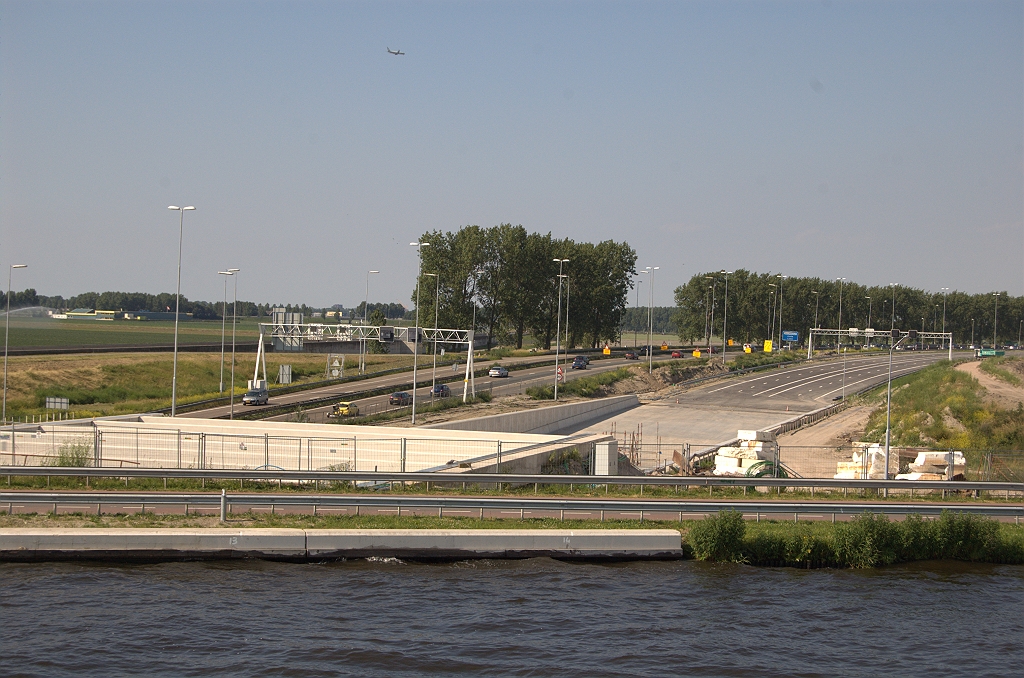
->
xmin=424 ymin=395 xmax=641 ymax=435
xmin=0 ymin=528 xmax=682 ymax=562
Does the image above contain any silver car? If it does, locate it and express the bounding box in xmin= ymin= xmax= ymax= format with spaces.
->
xmin=488 ymin=365 xmax=509 ymax=378
xmin=242 ymin=387 xmax=269 ymax=406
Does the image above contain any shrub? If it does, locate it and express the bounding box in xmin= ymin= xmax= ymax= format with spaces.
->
xmin=45 ymin=439 xmax=93 ymax=467
xmin=832 ymin=513 xmax=901 ymax=568
xmin=688 ymin=510 xmax=746 ymax=562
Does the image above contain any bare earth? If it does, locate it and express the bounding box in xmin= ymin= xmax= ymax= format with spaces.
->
xmin=955 ymin=361 xmax=1024 ymax=409
xmin=778 ymin=405 xmax=873 ymax=448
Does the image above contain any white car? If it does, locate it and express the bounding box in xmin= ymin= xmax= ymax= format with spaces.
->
xmin=488 ymin=366 xmax=509 ymax=378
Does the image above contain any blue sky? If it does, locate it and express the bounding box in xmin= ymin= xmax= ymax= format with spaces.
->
xmin=1 ymin=0 xmax=1021 ymax=308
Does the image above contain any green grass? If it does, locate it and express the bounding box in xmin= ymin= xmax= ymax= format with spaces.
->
xmin=6 ymin=316 xmax=263 ymax=348
xmin=525 ymin=367 xmax=634 ymax=399
xmin=729 ymin=352 xmax=802 ymax=370
xmin=862 ymin=360 xmax=1024 ymax=451
xmin=689 ymin=509 xmax=1024 ymax=567
xmin=3 ymin=351 xmax=417 ymax=419
xmin=979 ymin=357 xmax=1022 ymax=386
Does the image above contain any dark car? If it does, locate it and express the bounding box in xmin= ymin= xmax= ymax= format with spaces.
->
xmin=430 ymin=384 xmax=451 ymax=398
xmin=624 ymin=350 xmax=640 ymax=360
xmin=389 ymin=391 xmax=412 ymax=406
xmin=571 ymin=356 xmax=587 ymax=370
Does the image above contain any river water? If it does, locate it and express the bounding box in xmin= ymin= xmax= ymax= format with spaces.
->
xmin=2 ymin=559 xmax=1022 ymax=677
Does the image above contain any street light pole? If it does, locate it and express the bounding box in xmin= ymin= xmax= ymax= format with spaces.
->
xmin=3 ymin=264 xmax=27 ymax=423
xmin=777 ymin=274 xmax=785 ymax=348
xmin=361 ymin=270 xmax=380 ymax=374
xmin=647 ymin=266 xmax=659 ymax=373
xmin=884 ymin=332 xmax=908 ymax=478
xmin=705 ymin=275 xmax=715 ymax=353
xmin=971 ymin=318 xmax=975 ymax=348
xmin=635 ymin=278 xmax=643 ymax=348
xmin=993 ymin=293 xmax=1001 ymax=348
xmin=553 ymin=258 xmax=569 ymax=400
xmin=167 ymin=205 xmax=195 ymax=418
xmin=423 ymin=272 xmax=440 ymax=397
xmin=836 ymin=277 xmax=846 ymax=339
xmin=941 ymin=288 xmax=949 ymax=349
xmin=767 ymin=283 xmax=776 ymax=347
xmin=889 ymin=282 xmax=897 ymax=331
xmin=721 ymin=270 xmax=732 ymax=363
xmin=227 ymin=268 xmax=240 ymax=419
xmin=218 ymin=271 xmax=231 ymax=393
xmin=865 ymin=296 xmax=872 ymax=348
xmin=410 ymin=242 xmax=431 ymax=423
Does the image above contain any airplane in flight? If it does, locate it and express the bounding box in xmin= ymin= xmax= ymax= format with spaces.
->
xmin=387 ymin=47 xmax=405 ymax=55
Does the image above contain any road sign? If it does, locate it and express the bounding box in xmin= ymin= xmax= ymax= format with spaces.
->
xmin=743 ymin=344 xmax=752 ymax=354
xmin=763 ymin=340 xmax=773 ymax=353
xmin=692 ymin=349 xmax=702 ymax=357
xmin=661 ymin=344 xmax=668 ymax=350
xmin=781 ymin=331 xmax=799 ymax=342
xmin=45 ymin=396 xmax=69 ymax=410
xmin=556 ymin=366 xmax=564 ymax=383
xmin=603 ymin=346 xmax=611 ymax=355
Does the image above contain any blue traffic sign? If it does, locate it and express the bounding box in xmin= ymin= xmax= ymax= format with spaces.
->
xmin=781 ymin=331 xmax=799 ymax=342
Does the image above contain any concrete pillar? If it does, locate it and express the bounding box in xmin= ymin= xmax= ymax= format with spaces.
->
xmin=594 ymin=440 xmax=618 ymax=476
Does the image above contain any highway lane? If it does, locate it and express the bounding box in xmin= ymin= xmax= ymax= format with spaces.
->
xmin=265 ymin=354 xmax=639 ymax=422
xmin=182 ymin=352 xmax=612 ymax=420
xmin=694 ymin=351 xmax=960 ymax=411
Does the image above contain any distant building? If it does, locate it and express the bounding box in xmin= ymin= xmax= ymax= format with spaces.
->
xmin=65 ymin=308 xmax=119 ymax=321
xmin=124 ymin=311 xmax=191 ymax=321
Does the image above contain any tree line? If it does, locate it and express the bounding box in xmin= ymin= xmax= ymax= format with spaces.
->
xmin=673 ymin=270 xmax=1024 ymax=347
xmin=413 ymin=224 xmax=637 ymax=349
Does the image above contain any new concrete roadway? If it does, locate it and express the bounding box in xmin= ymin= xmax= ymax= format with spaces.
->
xmin=580 ymin=351 xmax=964 ymax=444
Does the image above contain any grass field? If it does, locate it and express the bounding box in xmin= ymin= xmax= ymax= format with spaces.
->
xmin=2 ymin=351 xmax=418 ymax=419
xmin=5 ymin=316 xmax=263 ymax=347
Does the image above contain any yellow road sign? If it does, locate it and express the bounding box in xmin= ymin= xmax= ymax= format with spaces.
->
xmin=763 ymin=340 xmax=773 ymax=353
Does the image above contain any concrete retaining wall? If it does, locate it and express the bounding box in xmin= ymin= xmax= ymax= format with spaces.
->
xmin=424 ymin=395 xmax=641 ymax=435
xmin=0 ymin=528 xmax=681 ymax=561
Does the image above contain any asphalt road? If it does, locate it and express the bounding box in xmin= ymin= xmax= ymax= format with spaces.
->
xmin=182 ymin=352 xmax=635 ymax=421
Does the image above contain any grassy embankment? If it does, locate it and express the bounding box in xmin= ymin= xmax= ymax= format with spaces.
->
xmin=2 ymin=509 xmax=1021 ymax=569
xmin=860 ymin=360 xmax=1024 ymax=451
xmin=4 ymin=352 xmax=417 ymax=419
xmin=523 ymin=352 xmax=801 ymax=400
xmin=6 ymin=316 xmax=263 ymax=348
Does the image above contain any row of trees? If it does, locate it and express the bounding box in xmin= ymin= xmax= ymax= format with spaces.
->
xmin=2 ymin=289 xmax=333 ymax=321
xmin=412 ymin=224 xmax=637 ymax=349
xmin=673 ymin=270 xmax=1024 ymax=347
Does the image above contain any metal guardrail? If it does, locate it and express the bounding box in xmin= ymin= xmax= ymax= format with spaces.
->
xmin=1 ymin=491 xmax=1021 ymax=520
xmin=2 ymin=466 xmax=1021 ymax=494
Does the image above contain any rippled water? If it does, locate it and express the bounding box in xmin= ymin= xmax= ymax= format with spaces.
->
xmin=2 ymin=559 xmax=1022 ymax=676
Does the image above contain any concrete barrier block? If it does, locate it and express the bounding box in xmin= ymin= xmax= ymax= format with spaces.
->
xmin=306 ymin=529 xmax=681 ymax=559
xmin=0 ymin=529 xmax=307 ymax=560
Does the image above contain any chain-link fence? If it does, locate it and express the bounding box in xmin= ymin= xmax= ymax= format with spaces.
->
xmin=0 ymin=425 xmax=536 ymax=474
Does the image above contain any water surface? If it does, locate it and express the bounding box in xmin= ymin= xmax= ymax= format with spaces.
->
xmin=2 ymin=559 xmax=1022 ymax=676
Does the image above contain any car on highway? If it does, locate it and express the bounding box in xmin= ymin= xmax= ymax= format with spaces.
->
xmin=389 ymin=391 xmax=412 ymax=406
xmin=241 ymin=386 xmax=269 ymax=406
xmin=571 ymin=356 xmax=587 ymax=369
xmin=430 ymin=384 xmax=451 ymax=398
xmin=671 ymin=350 xmax=684 ymax=358
xmin=488 ymin=365 xmax=509 ymax=378
xmin=327 ymin=402 xmax=359 ymax=418
xmin=623 ymin=350 xmax=639 ymax=360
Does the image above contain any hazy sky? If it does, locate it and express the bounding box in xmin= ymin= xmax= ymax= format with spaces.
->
xmin=1 ymin=0 xmax=1021 ymax=308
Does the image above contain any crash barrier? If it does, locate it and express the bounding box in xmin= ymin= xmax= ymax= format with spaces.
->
xmin=0 ymin=490 xmax=1021 ymax=524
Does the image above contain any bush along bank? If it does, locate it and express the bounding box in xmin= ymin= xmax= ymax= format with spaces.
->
xmin=686 ymin=510 xmax=1024 ymax=568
